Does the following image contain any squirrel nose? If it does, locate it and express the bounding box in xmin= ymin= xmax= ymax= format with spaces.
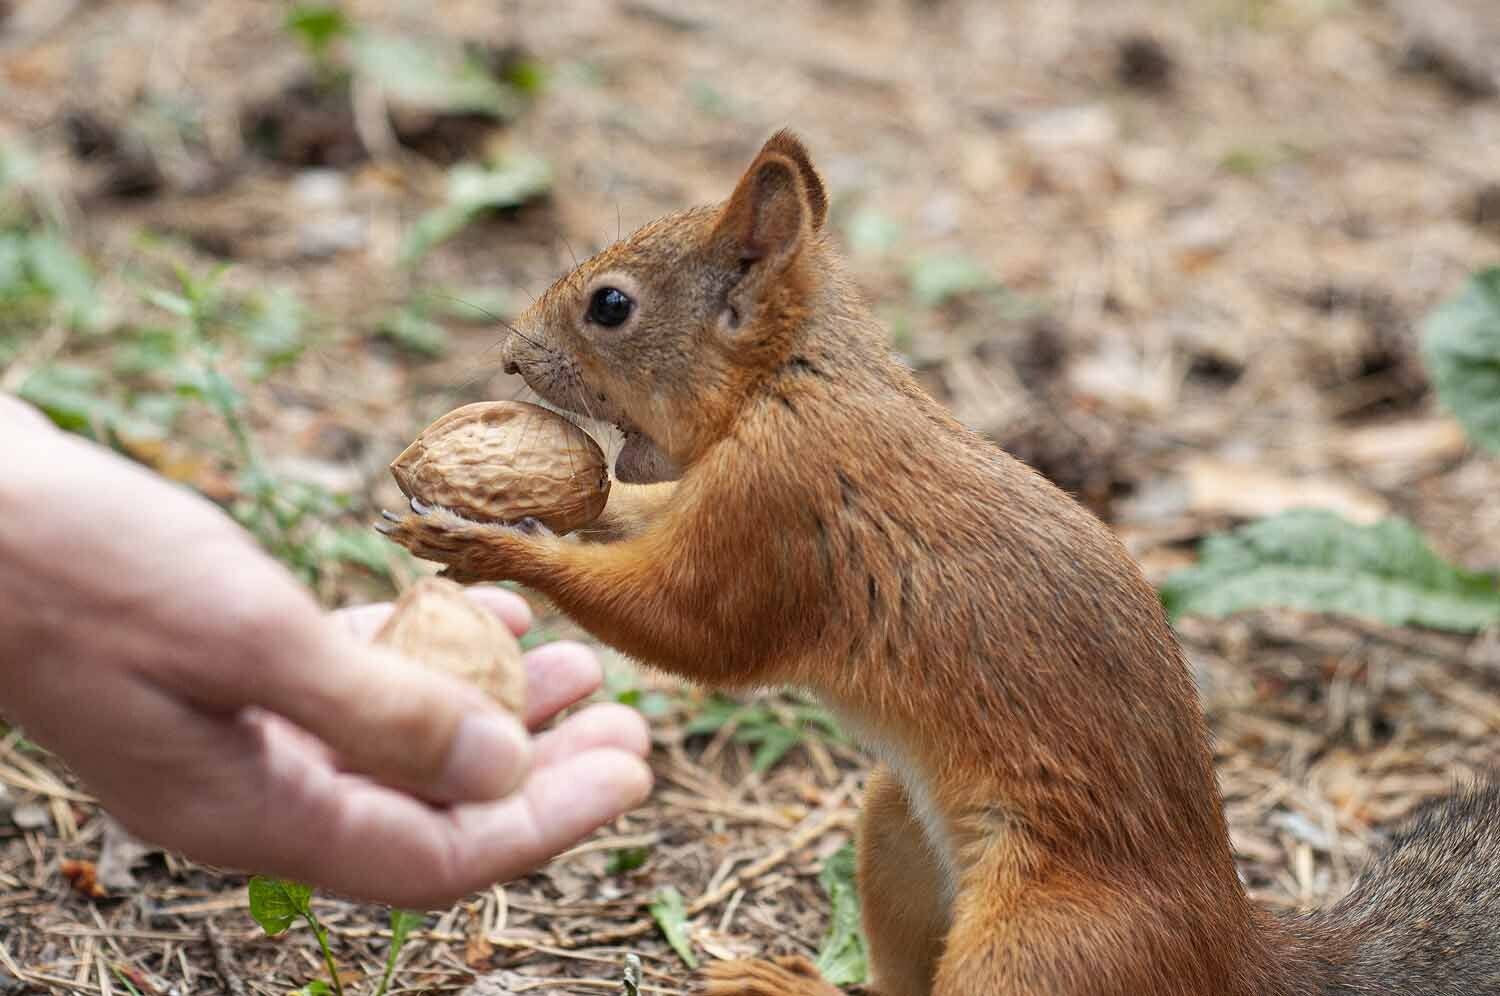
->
xmin=504 ymin=360 xmax=520 ymax=375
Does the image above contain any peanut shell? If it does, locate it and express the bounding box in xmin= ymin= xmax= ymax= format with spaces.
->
xmin=374 ymin=577 xmax=527 ymax=714
xmin=390 ymin=401 xmax=610 ymax=534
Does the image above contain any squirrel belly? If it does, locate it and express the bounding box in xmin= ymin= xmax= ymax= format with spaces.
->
xmin=388 ymin=129 xmax=1500 ymax=995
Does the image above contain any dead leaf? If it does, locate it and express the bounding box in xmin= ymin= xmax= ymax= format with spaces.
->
xmin=60 ymin=858 xmax=106 ymax=898
xmin=96 ymin=815 xmax=158 ymax=892
xmin=1332 ymin=418 xmax=1468 ymax=476
xmin=1179 ymin=457 xmax=1389 ymax=524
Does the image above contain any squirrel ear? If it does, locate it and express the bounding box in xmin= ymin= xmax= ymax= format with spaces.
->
xmin=759 ymin=129 xmax=827 ymax=231
xmin=715 ymin=130 xmax=827 ymax=264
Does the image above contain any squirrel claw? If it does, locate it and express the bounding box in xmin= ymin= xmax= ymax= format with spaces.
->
xmin=409 ymin=496 xmax=433 ymax=515
xmin=694 ymin=957 xmax=841 ymax=996
xmin=513 ymin=516 xmax=551 ymax=536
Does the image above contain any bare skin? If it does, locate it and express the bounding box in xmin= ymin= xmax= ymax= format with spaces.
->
xmin=0 ymin=393 xmax=653 ymax=910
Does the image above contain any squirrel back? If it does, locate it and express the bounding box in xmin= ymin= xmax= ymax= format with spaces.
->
xmin=429 ymin=129 xmax=1500 ymax=995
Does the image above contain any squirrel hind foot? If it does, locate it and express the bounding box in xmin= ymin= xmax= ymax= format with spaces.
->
xmin=694 ymin=956 xmax=844 ymax=996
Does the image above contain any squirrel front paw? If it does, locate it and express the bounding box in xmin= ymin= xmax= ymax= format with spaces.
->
xmin=375 ymin=497 xmax=553 ymax=584
xmin=692 ymin=956 xmax=843 ymax=996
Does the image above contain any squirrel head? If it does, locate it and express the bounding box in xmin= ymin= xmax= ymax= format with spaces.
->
xmin=502 ymin=128 xmax=830 ymax=484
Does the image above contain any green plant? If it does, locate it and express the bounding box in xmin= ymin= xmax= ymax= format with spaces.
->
xmin=683 ymin=693 xmax=846 ymax=773
xmin=398 ymin=155 xmax=552 ymax=266
xmin=598 ymin=656 xmax=672 ymax=717
xmin=284 ymin=3 xmax=353 ymax=76
xmin=249 ymin=877 xmax=425 ymax=996
xmin=1160 ymin=509 xmax=1500 ymax=632
xmin=813 ymin=842 xmax=867 ymax=985
xmin=647 ymin=885 xmax=698 ymax=968
xmin=1422 ymin=266 xmax=1500 ymax=455
xmin=132 ymin=265 xmax=369 ymax=584
xmin=1163 ymin=266 xmax=1500 ymax=633
xmin=350 ymin=32 xmax=524 ymax=119
xmin=605 ymin=846 xmax=651 ymax=875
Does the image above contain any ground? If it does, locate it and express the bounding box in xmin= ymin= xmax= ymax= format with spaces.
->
xmin=2 ymin=0 xmax=1500 ymax=993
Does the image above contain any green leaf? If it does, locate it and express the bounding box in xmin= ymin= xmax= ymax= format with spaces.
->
xmin=285 ymin=4 xmax=351 ymax=59
xmin=682 ymin=696 xmax=751 ymax=736
xmin=28 ymin=232 xmax=101 ymax=330
xmin=907 ymin=253 xmax=995 ymax=307
xmin=397 ymin=204 xmax=476 ymax=267
xmin=605 ymin=847 xmax=650 ymax=875
xmin=500 ymin=57 xmax=548 ymax=96
xmin=17 ymin=364 xmax=118 ymax=435
xmin=1160 ymin=508 xmax=1500 ymax=633
xmin=814 ymin=843 xmax=867 ymax=985
xmin=745 ymin=724 xmax=801 ymax=773
xmin=240 ymin=287 xmax=309 ymax=375
xmin=447 ymin=157 xmax=553 ymax=213
xmin=142 ymin=285 xmax=195 ymax=318
xmin=247 ymin=876 xmax=314 ymax=936
xmin=295 ymin=982 xmax=335 ymax=996
xmin=399 ymin=156 xmax=550 ymax=264
xmin=1422 ymin=266 xmax=1500 ymax=454
xmin=647 ymin=886 xmax=698 ymax=968
xmin=373 ymin=909 xmax=425 ymax=996
xmin=377 ymin=305 xmax=449 ymax=356
xmin=389 ymin=909 xmax=424 ymax=952
xmin=320 ymin=525 xmax=396 ymax=577
xmin=351 ymin=32 xmax=521 ymax=117
xmin=845 ymin=208 xmax=902 ymax=258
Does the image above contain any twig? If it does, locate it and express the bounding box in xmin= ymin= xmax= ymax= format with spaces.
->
xmin=554 ymin=774 xmax=858 ymax=950
xmin=204 ymin=921 xmax=248 ymax=996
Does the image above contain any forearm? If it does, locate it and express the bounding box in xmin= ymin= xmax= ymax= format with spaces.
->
xmin=571 ymin=481 xmax=678 ymax=543
xmin=378 ymin=501 xmax=771 ymax=683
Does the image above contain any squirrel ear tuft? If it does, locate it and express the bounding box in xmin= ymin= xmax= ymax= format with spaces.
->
xmin=760 ymin=129 xmax=827 ymax=231
xmin=716 ymin=130 xmax=826 ymax=263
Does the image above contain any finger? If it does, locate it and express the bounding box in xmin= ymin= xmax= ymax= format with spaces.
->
xmin=331 ymin=602 xmax=396 ymax=643
xmin=0 ymin=392 xmax=53 ymax=432
xmin=529 ymin=702 xmax=651 ymax=769
xmin=320 ymin=652 xmax=625 ymax=778
xmin=520 ymin=640 xmax=605 ymax=728
xmin=248 ymin=746 xmax=654 ymax=909
xmin=460 ymin=585 xmax=534 ymax=634
xmin=332 ymin=585 xmax=534 ymax=643
xmin=329 ymin=608 xmax=599 ymax=732
xmin=248 ymin=622 xmax=533 ymax=804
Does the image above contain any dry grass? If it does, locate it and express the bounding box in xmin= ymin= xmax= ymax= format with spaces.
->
xmin=2 ymin=0 xmax=1499 ymax=992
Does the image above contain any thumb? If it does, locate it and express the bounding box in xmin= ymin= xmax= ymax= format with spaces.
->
xmin=245 ymin=622 xmax=534 ymax=805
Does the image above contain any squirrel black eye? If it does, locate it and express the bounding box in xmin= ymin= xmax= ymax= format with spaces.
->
xmin=587 ymin=287 xmax=633 ymax=327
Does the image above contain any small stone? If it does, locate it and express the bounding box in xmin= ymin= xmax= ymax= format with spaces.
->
xmin=293 ymin=168 xmax=349 ymax=208
xmin=1019 ymin=105 xmax=1118 ymax=151
xmin=11 ymin=802 xmax=50 ymax=831
xmin=297 ymin=215 xmax=367 ymax=258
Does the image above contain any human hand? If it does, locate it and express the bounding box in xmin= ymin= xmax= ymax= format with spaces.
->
xmin=0 ymin=395 xmax=653 ymax=908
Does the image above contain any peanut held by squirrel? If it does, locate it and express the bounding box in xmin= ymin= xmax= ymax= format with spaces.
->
xmin=378 ymin=131 xmax=1500 ymax=995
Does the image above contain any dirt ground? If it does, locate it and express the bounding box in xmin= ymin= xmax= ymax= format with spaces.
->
xmin=2 ymin=0 xmax=1500 ymax=993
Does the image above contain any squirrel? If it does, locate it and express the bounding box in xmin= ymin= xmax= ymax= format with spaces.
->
xmin=377 ymin=130 xmax=1500 ymax=996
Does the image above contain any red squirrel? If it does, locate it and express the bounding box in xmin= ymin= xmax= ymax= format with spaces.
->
xmin=378 ymin=130 xmax=1500 ymax=996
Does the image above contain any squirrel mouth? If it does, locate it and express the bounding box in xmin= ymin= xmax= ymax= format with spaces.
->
xmin=613 ymin=422 xmax=681 ymax=485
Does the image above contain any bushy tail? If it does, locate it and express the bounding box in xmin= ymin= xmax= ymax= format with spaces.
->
xmin=1277 ymin=776 xmax=1500 ymax=995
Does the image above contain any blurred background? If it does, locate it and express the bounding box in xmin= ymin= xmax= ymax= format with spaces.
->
xmin=2 ymin=0 xmax=1498 ymax=992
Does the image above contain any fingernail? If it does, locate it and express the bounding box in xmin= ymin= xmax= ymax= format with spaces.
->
xmin=437 ymin=712 xmax=530 ymax=800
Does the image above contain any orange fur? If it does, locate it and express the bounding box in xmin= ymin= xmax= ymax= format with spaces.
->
xmin=378 ymin=130 xmax=1500 ymax=996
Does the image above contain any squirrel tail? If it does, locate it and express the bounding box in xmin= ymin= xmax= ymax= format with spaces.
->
xmin=1263 ymin=774 xmax=1500 ymax=995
